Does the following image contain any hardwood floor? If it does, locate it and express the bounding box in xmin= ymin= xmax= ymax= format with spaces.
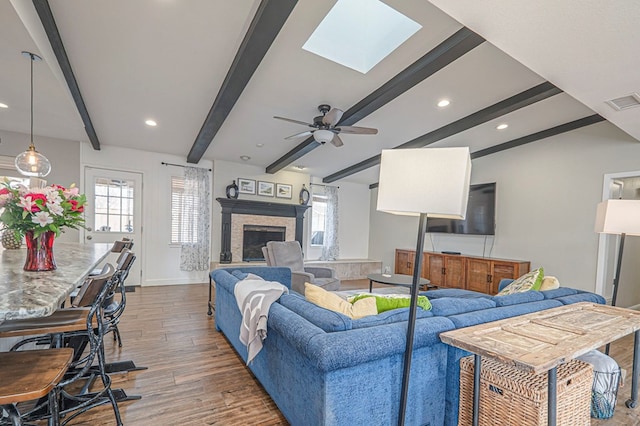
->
xmin=59 ymin=281 xmax=639 ymax=425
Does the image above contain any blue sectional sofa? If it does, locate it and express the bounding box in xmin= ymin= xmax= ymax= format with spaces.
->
xmin=211 ymin=267 xmax=606 ymax=426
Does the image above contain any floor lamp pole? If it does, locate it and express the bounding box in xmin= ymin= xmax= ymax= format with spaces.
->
xmin=398 ymin=212 xmax=428 ymax=426
xmin=606 ymin=232 xmax=626 ymax=355
xmin=611 ymin=232 xmax=626 ymax=308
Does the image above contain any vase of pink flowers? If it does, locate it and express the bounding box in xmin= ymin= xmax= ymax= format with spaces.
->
xmin=0 ymin=181 xmax=86 ymax=271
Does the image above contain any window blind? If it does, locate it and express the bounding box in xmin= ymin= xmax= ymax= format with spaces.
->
xmin=171 ymin=176 xmax=200 ymax=244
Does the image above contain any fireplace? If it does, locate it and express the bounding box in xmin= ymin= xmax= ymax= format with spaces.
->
xmin=217 ymin=198 xmax=310 ymax=263
xmin=243 ymin=225 xmax=286 ymax=261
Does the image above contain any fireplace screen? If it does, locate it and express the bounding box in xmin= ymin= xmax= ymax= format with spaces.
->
xmin=243 ymin=225 xmax=286 ymax=261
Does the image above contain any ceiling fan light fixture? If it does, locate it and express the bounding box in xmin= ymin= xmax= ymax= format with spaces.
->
xmin=15 ymin=51 xmax=51 ymax=178
xmin=314 ymin=129 xmax=334 ymax=144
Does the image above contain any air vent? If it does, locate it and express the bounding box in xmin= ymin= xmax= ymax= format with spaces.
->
xmin=606 ymin=93 xmax=640 ymax=111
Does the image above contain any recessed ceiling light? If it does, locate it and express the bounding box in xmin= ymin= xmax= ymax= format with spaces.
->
xmin=496 ymin=123 xmax=509 ymax=130
xmin=0 ymin=103 xmax=8 ymax=109
xmin=437 ymin=99 xmax=450 ymax=108
xmin=240 ymin=155 xmax=251 ymax=161
xmin=145 ymin=119 xmax=157 ymax=127
xmin=256 ymin=143 xmax=264 ymax=148
xmin=294 ymin=165 xmax=306 ymax=170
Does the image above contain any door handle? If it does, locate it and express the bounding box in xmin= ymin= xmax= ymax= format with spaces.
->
xmin=86 ymin=235 xmax=93 ymax=240
xmin=487 ymin=274 xmax=492 ymax=283
xmin=442 ymin=267 xmax=446 ymax=275
xmin=86 ymin=226 xmax=93 ymax=232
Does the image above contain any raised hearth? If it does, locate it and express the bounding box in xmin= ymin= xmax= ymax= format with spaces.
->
xmin=217 ymin=198 xmax=310 ymax=263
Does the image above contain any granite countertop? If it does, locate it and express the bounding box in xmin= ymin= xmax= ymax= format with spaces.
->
xmin=0 ymin=242 xmax=112 ymax=323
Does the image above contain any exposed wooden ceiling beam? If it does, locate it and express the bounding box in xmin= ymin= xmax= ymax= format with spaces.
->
xmin=367 ymin=113 xmax=605 ymax=189
xmin=187 ymin=0 xmax=297 ymax=164
xmin=265 ymin=27 xmax=485 ymax=174
xmin=33 ymin=0 xmax=100 ymax=150
xmin=324 ymin=82 xmax=562 ymax=183
xmin=470 ymin=114 xmax=605 ymax=159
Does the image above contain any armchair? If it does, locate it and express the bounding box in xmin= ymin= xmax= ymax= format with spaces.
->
xmin=262 ymin=241 xmax=340 ymax=294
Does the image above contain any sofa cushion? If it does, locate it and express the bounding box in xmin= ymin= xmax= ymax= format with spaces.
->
xmin=497 ymin=267 xmax=544 ymax=295
xmin=305 ymin=283 xmax=377 ymax=319
xmin=541 ymin=287 xmax=578 ymax=299
xmin=430 ymin=297 xmax=496 ymax=317
xmin=492 ymin=290 xmax=545 ymax=307
xmin=556 ymin=291 xmax=606 ymax=305
xmin=348 ymin=293 xmax=432 ymax=313
xmin=422 ymin=288 xmax=492 ymax=300
xmin=278 ymin=292 xmax=352 ymax=332
xmin=447 ymin=300 xmax=564 ymax=329
xmin=351 ymin=307 xmax=434 ymax=329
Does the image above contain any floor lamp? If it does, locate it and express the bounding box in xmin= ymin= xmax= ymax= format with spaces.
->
xmin=595 ymin=199 xmax=640 ymax=354
xmin=377 ymin=147 xmax=471 ymax=426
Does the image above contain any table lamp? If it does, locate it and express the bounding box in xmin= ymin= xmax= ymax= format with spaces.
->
xmin=377 ymin=147 xmax=471 ymax=425
xmin=595 ymin=199 xmax=640 ymax=307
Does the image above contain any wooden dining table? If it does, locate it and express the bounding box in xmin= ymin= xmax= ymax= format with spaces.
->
xmin=0 ymin=242 xmax=112 ymax=323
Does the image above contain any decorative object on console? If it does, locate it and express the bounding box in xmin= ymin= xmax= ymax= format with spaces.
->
xmin=377 ymin=147 xmax=471 ymax=425
xmin=257 ymin=181 xmax=275 ymax=197
xmin=238 ymin=178 xmax=256 ymax=194
xmin=276 ymin=183 xmax=292 ymax=199
xmin=299 ymin=184 xmax=310 ymax=205
xmin=595 ymin=199 xmax=640 ymax=307
xmin=15 ymin=52 xmax=51 ymax=178
xmin=225 ymin=180 xmax=239 ymax=199
xmin=0 ymin=182 xmax=86 ymax=271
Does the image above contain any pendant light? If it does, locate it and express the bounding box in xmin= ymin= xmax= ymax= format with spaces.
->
xmin=15 ymin=51 xmax=51 ymax=177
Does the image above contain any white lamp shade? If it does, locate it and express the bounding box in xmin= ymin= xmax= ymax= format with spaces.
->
xmin=595 ymin=199 xmax=640 ymax=236
xmin=377 ymin=147 xmax=471 ymax=217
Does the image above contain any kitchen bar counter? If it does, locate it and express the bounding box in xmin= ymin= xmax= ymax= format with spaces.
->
xmin=0 ymin=242 xmax=112 ymax=322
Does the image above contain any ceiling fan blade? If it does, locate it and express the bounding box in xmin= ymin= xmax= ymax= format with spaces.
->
xmin=285 ymin=130 xmax=314 ymax=140
xmin=274 ymin=116 xmax=315 ymax=127
xmin=335 ymin=125 xmax=378 ymax=135
xmin=322 ymin=108 xmax=344 ymax=127
xmin=330 ymin=134 xmax=344 ymax=147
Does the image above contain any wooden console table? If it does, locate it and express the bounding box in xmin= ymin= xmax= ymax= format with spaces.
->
xmin=440 ymin=302 xmax=640 ymax=426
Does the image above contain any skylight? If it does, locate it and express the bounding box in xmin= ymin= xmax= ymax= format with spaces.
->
xmin=302 ymin=0 xmax=422 ymax=74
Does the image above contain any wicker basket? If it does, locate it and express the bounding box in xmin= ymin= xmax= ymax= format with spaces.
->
xmin=458 ymin=356 xmax=593 ymax=426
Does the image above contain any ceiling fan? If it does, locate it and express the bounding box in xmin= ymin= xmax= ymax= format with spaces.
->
xmin=274 ymin=104 xmax=378 ymax=147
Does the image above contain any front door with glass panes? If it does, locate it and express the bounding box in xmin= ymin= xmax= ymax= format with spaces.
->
xmin=83 ymin=167 xmax=142 ymax=285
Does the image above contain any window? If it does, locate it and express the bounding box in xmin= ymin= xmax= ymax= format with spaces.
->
xmin=310 ymin=195 xmax=327 ymax=246
xmin=94 ymin=177 xmax=135 ymax=233
xmin=171 ymin=176 xmax=200 ymax=244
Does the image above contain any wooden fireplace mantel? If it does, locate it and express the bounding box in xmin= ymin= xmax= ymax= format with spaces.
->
xmin=216 ymin=198 xmax=310 ymax=263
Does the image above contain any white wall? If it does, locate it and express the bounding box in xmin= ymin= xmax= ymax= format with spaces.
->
xmin=0 ymin=129 xmax=80 ymax=242
xmin=81 ymin=143 xmax=213 ymax=286
xmin=369 ymin=121 xmax=640 ymax=297
xmin=212 ymin=159 xmax=371 ymax=261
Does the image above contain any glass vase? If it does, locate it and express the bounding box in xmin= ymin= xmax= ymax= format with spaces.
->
xmin=24 ymin=230 xmax=57 ymax=271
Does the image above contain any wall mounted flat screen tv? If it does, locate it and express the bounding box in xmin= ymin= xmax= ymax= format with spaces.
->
xmin=426 ymin=182 xmax=496 ymax=235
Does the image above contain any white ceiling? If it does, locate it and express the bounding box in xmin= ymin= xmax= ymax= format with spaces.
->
xmin=0 ymin=0 xmax=636 ymax=185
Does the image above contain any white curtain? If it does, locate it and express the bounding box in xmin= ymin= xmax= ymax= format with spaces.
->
xmin=179 ymin=166 xmax=210 ymax=271
xmin=321 ymin=186 xmax=339 ymax=261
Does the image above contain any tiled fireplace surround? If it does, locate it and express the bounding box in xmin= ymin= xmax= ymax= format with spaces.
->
xmin=215 ymin=198 xmax=382 ymax=279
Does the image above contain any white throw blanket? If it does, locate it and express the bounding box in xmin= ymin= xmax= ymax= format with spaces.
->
xmin=234 ymin=279 xmax=288 ymax=365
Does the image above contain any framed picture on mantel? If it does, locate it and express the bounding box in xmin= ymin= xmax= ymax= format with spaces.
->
xmin=276 ymin=183 xmax=292 ymax=199
xmin=238 ymin=178 xmax=256 ymax=194
xmin=258 ymin=181 xmax=275 ymax=197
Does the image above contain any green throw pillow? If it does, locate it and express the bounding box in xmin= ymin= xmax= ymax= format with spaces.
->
xmin=347 ymin=293 xmax=432 ymax=313
xmin=497 ymin=267 xmax=545 ymax=296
